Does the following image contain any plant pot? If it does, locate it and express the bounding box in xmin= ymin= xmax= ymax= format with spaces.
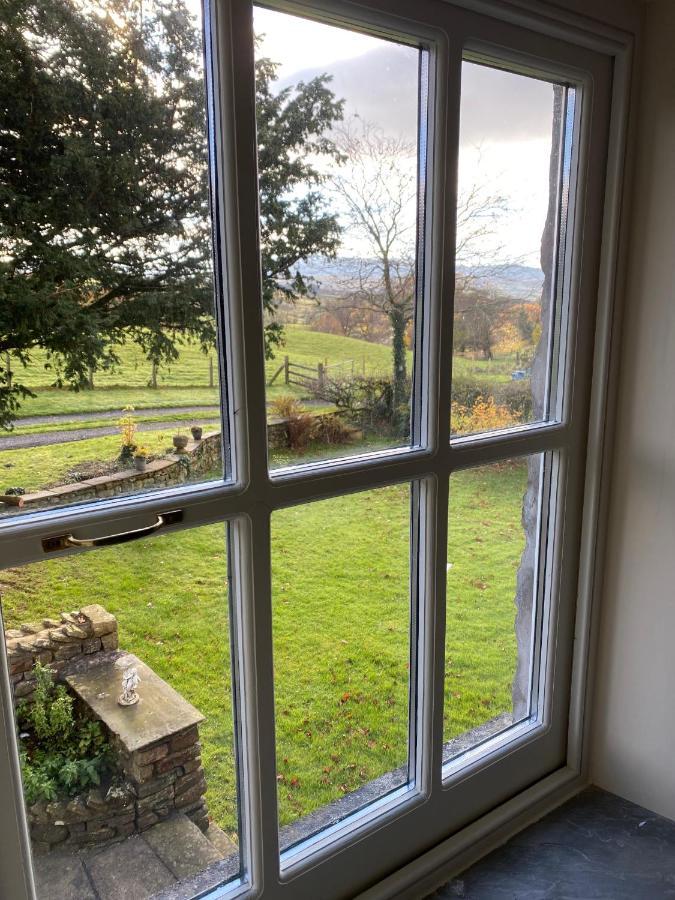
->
xmin=134 ymin=457 xmax=147 ymax=472
xmin=190 ymin=426 xmax=203 ymax=441
xmin=173 ymin=435 xmax=189 ymax=451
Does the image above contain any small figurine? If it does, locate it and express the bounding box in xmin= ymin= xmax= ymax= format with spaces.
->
xmin=118 ymin=666 xmax=140 ymax=707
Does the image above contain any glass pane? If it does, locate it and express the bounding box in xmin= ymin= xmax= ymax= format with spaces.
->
xmin=253 ymin=7 xmax=426 ymax=470
xmin=1 ymin=525 xmax=243 ymax=897
xmin=451 ymin=61 xmax=576 ymax=438
xmin=0 ymin=0 xmax=227 ymax=518
xmin=443 ymin=456 xmax=543 ymax=763
xmin=271 ymin=485 xmax=413 ymax=854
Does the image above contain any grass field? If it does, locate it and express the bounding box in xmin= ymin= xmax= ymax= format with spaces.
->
xmin=0 ymin=461 xmax=527 ymax=836
xmin=9 ymin=325 xmax=521 ymax=420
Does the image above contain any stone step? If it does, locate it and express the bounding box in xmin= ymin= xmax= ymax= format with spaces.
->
xmin=142 ymin=813 xmax=225 ymax=881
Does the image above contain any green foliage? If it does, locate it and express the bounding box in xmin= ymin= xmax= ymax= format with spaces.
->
xmin=451 ymin=376 xmax=532 ymax=422
xmin=315 ymin=373 xmax=411 ymax=436
xmin=17 ymin=664 xmax=112 ymax=805
xmin=255 ymin=53 xmax=344 ymax=358
xmin=0 ymin=0 xmax=344 ymax=426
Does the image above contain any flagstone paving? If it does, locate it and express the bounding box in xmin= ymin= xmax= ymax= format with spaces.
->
xmin=32 ymin=813 xmax=238 ymax=900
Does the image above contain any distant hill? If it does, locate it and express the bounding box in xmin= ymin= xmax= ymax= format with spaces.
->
xmin=295 ymin=257 xmax=543 ymax=302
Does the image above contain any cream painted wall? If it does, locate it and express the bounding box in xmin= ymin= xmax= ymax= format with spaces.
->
xmin=589 ymin=0 xmax=675 ymax=821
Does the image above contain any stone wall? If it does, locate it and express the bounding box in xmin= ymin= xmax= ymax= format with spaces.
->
xmin=5 ymin=604 xmax=119 ymax=703
xmin=26 ymin=723 xmax=207 ymax=854
xmin=5 ymin=607 xmax=209 ymax=853
xmin=15 ymin=431 xmax=222 ymax=512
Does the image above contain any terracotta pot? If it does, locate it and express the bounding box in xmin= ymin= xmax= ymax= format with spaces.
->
xmin=134 ymin=457 xmax=147 ymax=472
xmin=173 ymin=435 xmax=189 ymax=451
xmin=190 ymin=426 xmax=203 ymax=441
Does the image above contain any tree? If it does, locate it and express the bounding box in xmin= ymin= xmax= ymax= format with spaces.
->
xmin=453 ymin=288 xmax=509 ymax=360
xmin=330 ymin=122 xmax=417 ymax=419
xmin=255 ymin=53 xmax=344 ymax=359
xmin=329 ymin=121 xmax=513 ymax=419
xmin=0 ymin=0 xmax=344 ymax=427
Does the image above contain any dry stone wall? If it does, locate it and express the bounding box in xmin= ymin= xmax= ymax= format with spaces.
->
xmin=6 ymin=604 xmax=119 ymax=702
xmin=5 ymin=606 xmax=209 ymax=853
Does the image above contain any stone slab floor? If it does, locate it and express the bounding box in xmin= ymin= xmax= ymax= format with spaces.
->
xmin=427 ymin=787 xmax=675 ymax=899
xmin=33 ymin=813 xmax=238 ymax=900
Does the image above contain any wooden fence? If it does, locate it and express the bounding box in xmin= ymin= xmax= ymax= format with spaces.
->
xmin=268 ymin=356 xmax=358 ymax=390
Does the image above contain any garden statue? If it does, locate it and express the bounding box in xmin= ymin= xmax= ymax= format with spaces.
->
xmin=118 ymin=666 xmax=141 ymax=707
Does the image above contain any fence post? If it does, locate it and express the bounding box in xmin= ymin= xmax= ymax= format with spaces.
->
xmin=317 ymin=362 xmax=325 ymax=390
xmin=284 ymin=355 xmax=290 ymax=384
xmin=4 ymin=353 xmax=11 ymax=388
xmin=209 ymin=355 xmax=214 ymax=388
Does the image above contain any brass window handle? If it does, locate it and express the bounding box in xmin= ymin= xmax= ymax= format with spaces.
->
xmin=42 ymin=510 xmax=183 ymax=553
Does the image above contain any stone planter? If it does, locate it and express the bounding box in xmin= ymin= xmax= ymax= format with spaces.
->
xmin=190 ymin=426 xmax=203 ymax=441
xmin=134 ymin=457 xmax=147 ymax=472
xmin=173 ymin=435 xmax=188 ymax=451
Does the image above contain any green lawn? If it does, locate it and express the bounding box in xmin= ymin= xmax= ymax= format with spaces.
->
xmin=0 ymin=427 xmax=220 ymax=494
xmin=10 ymin=325 xmax=520 ymax=420
xmin=0 ymin=461 xmax=527 ymax=836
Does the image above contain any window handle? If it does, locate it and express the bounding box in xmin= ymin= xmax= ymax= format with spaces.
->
xmin=42 ymin=510 xmax=183 ymax=553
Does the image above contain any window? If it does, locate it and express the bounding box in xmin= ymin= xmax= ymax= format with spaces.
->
xmin=0 ymin=0 xmax=620 ymax=898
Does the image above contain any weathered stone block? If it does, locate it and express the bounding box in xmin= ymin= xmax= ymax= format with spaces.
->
xmin=82 ymin=638 xmax=102 ymax=655
xmin=134 ymin=772 xmax=177 ymax=800
xmin=182 ymin=758 xmax=202 ymax=775
xmin=174 ymin=782 xmax=207 ymax=809
xmin=31 ymin=823 xmax=68 ymax=844
xmin=15 ymin=680 xmax=36 ymax=698
xmin=54 ymin=644 xmax=82 ymax=661
xmin=155 ymin=742 xmax=201 ymax=775
xmin=136 ymin=742 xmax=169 ymax=767
xmin=137 ymin=811 xmax=159 ymax=831
xmin=80 ymin=604 xmax=117 ymax=637
xmin=169 ymin=726 xmax=199 ymax=754
xmin=101 ymin=631 xmax=119 ymax=650
xmin=129 ymin=760 xmax=155 ymax=783
xmin=9 ymin=655 xmax=33 ymax=676
xmin=175 ymin=770 xmax=206 ymax=798
xmin=137 ymin=783 xmax=175 ymax=812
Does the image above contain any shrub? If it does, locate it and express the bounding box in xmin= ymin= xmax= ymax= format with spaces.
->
xmin=452 ymin=396 xmax=520 ymax=435
xmin=271 ymin=396 xmax=316 ymax=450
xmin=314 ymin=375 xmax=410 ymax=437
xmin=17 ymin=664 xmax=113 ymax=805
xmin=314 ymin=414 xmax=353 ymax=445
xmin=494 ymin=380 xmax=533 ymax=421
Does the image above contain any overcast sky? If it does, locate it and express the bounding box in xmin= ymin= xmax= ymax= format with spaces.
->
xmin=253 ymin=5 xmax=555 ymax=269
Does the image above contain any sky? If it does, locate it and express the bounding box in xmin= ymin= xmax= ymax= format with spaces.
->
xmin=253 ymin=5 xmax=556 ymax=270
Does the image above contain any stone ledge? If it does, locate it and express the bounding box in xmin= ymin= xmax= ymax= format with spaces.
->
xmin=65 ymin=651 xmax=204 ymax=754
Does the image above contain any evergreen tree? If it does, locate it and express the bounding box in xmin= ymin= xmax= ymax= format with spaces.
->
xmin=0 ymin=0 xmax=343 ymax=427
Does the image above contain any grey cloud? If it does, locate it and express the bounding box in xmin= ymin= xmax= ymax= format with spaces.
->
xmin=275 ymin=45 xmax=555 ymax=144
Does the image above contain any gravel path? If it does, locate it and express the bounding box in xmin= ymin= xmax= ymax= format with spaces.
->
xmin=13 ymin=404 xmax=220 ymax=428
xmin=0 ymin=417 xmax=220 ymax=451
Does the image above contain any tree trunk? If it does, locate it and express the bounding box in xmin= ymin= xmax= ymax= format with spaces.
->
xmin=150 ymin=360 xmax=158 ymax=389
xmin=390 ymin=309 xmax=407 ymax=420
xmin=512 ymin=85 xmax=564 ymax=719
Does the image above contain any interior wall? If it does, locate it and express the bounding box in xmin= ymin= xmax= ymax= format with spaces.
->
xmin=589 ymin=0 xmax=675 ymax=822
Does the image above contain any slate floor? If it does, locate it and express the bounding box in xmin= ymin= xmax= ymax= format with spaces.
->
xmin=428 ymin=787 xmax=675 ymax=899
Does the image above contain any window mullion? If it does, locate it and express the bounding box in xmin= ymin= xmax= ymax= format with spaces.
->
xmin=211 ymin=0 xmax=270 ymax=495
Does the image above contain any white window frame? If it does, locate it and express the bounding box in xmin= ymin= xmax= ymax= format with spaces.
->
xmin=0 ymin=0 xmax=633 ymax=896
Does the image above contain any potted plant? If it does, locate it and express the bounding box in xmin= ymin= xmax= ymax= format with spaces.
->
xmin=190 ymin=425 xmax=203 ymax=441
xmin=117 ymin=406 xmax=137 ymax=465
xmin=133 ymin=447 xmax=149 ymax=472
xmin=173 ymin=430 xmax=189 ymax=451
